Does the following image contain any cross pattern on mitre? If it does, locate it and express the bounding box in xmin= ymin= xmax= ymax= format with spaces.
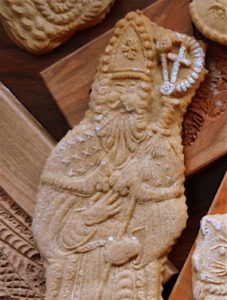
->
xmin=158 ymin=33 xmax=205 ymax=96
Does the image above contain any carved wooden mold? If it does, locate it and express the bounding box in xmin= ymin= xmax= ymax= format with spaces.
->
xmin=0 ymin=187 xmax=45 ymax=299
xmin=183 ymin=44 xmax=226 ymax=146
xmin=0 ymin=0 xmax=115 ymax=54
xmin=192 ymin=214 xmax=227 ymax=300
xmin=32 ymin=11 xmax=206 ymax=300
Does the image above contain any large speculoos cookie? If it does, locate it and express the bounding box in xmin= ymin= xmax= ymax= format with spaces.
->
xmin=32 ymin=11 xmax=207 ymax=300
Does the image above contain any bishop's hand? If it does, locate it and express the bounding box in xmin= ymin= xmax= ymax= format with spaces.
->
xmin=82 ymin=190 xmax=122 ymax=226
xmin=109 ymin=163 xmax=140 ymax=196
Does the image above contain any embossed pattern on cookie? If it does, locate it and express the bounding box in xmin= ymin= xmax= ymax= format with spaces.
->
xmin=190 ymin=0 xmax=227 ymax=45
xmin=192 ymin=214 xmax=227 ymax=300
xmin=32 ymin=11 xmax=207 ymax=300
xmin=0 ymin=0 xmax=115 ymax=54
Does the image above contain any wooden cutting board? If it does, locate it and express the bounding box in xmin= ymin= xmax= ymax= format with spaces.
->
xmin=169 ymin=171 xmax=227 ymax=300
xmin=0 ymin=82 xmax=55 ymax=216
xmin=41 ymin=0 xmax=227 ymax=176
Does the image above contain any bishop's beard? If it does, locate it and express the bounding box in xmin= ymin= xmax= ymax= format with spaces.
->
xmin=95 ymin=109 xmax=148 ymax=168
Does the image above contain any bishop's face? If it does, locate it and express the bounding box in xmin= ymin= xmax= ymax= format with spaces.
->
xmin=91 ymin=77 xmax=152 ymax=167
xmin=106 ymin=79 xmax=151 ymax=115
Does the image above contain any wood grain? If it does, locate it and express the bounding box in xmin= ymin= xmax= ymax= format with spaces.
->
xmin=0 ymin=82 xmax=55 ymax=215
xmin=41 ymin=0 xmax=227 ymax=176
xmin=169 ymin=171 xmax=227 ymax=300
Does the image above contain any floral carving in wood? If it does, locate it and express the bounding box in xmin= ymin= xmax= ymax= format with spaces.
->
xmin=183 ymin=44 xmax=226 ymax=146
xmin=0 ymin=187 xmax=45 ymax=299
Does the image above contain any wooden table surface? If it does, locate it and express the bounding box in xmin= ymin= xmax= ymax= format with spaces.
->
xmin=0 ymin=0 xmax=226 ymax=298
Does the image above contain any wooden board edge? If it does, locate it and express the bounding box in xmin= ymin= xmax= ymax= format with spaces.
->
xmin=0 ymin=82 xmax=55 ymax=149
xmin=185 ymin=137 xmax=227 ymax=176
xmin=0 ymin=82 xmax=55 ymax=215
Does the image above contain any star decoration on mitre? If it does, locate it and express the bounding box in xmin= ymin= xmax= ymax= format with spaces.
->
xmin=99 ymin=11 xmax=155 ymax=82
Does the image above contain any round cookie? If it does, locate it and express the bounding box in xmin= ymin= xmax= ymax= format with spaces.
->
xmin=190 ymin=0 xmax=227 ymax=45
